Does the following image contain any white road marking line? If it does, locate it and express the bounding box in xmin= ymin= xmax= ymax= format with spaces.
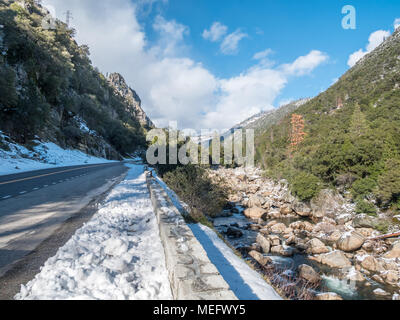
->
xmin=19 ymin=191 xmax=27 ymax=194
xmin=2 ymin=195 xmax=11 ymax=199
xmin=33 ymin=187 xmax=39 ymax=190
xmin=43 ymin=185 xmax=48 ymax=187
xmin=0 ymin=163 xmax=108 ymax=186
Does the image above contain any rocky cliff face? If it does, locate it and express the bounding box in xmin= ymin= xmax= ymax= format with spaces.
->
xmin=108 ymin=73 xmax=154 ymax=129
xmin=0 ymin=1 xmax=150 ymax=159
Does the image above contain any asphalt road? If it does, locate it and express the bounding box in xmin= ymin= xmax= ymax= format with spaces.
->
xmin=0 ymin=163 xmax=123 ymax=201
xmin=0 ymin=162 xmax=129 ymax=298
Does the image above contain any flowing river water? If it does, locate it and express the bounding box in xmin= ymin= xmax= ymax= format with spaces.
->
xmin=213 ymin=205 xmax=397 ymax=300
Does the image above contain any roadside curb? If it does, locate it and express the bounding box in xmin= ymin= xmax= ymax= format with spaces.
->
xmin=146 ymin=172 xmax=238 ymax=300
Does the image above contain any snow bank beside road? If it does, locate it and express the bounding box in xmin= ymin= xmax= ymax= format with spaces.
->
xmin=151 ymin=170 xmax=282 ymax=300
xmin=190 ymin=224 xmax=282 ymax=300
xmin=0 ymin=131 xmax=115 ymax=176
xmin=15 ymin=164 xmax=172 ymax=300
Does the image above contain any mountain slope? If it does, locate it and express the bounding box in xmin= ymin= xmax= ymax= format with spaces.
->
xmin=256 ymin=28 xmax=400 ymax=211
xmin=0 ymin=0 xmax=150 ymax=159
xmin=198 ymin=99 xmax=309 ymax=148
xmin=230 ymin=98 xmax=310 ymax=134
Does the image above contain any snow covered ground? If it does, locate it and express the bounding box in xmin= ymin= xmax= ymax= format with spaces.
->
xmin=15 ymin=164 xmax=172 ymax=300
xmin=152 ymin=170 xmax=282 ymax=300
xmin=0 ymin=131 xmax=115 ymax=176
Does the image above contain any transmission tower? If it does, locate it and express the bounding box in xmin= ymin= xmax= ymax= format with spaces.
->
xmin=64 ymin=10 xmax=73 ymax=27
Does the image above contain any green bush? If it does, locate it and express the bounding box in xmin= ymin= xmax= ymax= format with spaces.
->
xmin=63 ymin=125 xmax=83 ymax=142
xmin=351 ymin=177 xmax=377 ymax=199
xmin=290 ymin=172 xmax=321 ymax=202
xmin=374 ymin=221 xmax=390 ymax=234
xmin=355 ymin=199 xmax=377 ymax=216
xmin=163 ymin=165 xmax=229 ymax=219
xmin=0 ymin=64 xmax=17 ymax=109
xmin=377 ymin=159 xmax=400 ymax=204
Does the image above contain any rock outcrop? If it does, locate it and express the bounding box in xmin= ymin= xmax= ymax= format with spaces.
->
xmin=384 ymin=241 xmax=400 ymax=259
xmin=337 ymin=231 xmax=365 ymax=252
xmin=310 ymin=251 xmax=352 ymax=268
xmin=298 ymin=264 xmax=321 ymax=284
xmin=108 ymin=73 xmax=154 ymax=129
xmin=244 ymin=207 xmax=267 ymax=220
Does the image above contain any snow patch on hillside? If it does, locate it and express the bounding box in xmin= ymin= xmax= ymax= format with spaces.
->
xmin=15 ymin=164 xmax=172 ymax=300
xmin=0 ymin=131 xmax=115 ymax=176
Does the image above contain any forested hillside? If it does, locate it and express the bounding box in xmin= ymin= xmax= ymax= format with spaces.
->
xmin=256 ymin=28 xmax=400 ymax=213
xmin=0 ymin=0 xmax=149 ymax=159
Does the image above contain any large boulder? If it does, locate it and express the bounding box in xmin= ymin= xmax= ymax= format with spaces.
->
xmin=384 ymin=270 xmax=399 ymax=285
xmin=384 ymin=241 xmax=400 ymax=259
xmin=268 ymin=235 xmax=281 ymax=246
xmin=306 ymin=238 xmax=330 ymax=254
xmin=298 ymin=264 xmax=321 ymax=284
xmin=280 ymin=204 xmax=293 ymax=215
xmin=337 ymin=231 xmax=365 ymax=252
xmin=361 ymin=255 xmax=384 ymax=272
xmin=327 ymin=230 xmax=342 ymax=242
xmin=352 ymin=214 xmax=379 ymax=229
xmin=267 ymin=209 xmax=282 ymax=219
xmin=346 ymin=268 xmax=365 ymax=282
xmin=244 ymin=207 xmax=267 ymax=220
xmin=292 ymin=200 xmax=312 ymax=217
xmin=247 ymin=195 xmax=264 ymax=208
xmin=248 ymin=250 xmax=272 ymax=266
xmin=310 ymin=251 xmax=352 ymax=268
xmin=310 ymin=189 xmax=345 ymax=219
xmin=373 ymin=288 xmax=390 ymax=297
xmin=270 ymin=223 xmax=287 ymax=234
xmin=336 ymin=214 xmax=353 ymax=225
xmin=313 ymin=222 xmax=337 ymax=234
xmin=256 ymin=234 xmax=271 ymax=254
xmin=225 ymin=227 xmax=243 ymax=239
xmin=270 ymin=245 xmax=294 ymax=257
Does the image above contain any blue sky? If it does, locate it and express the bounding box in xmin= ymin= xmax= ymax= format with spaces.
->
xmin=44 ymin=0 xmax=400 ymax=130
xmin=145 ymin=0 xmax=400 ymax=104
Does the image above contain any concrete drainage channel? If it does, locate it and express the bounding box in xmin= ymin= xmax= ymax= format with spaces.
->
xmin=146 ymin=172 xmax=237 ymax=300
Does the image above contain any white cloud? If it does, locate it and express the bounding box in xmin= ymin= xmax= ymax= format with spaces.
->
xmin=282 ymin=50 xmax=328 ymax=76
xmin=203 ymin=22 xmax=247 ymax=55
xmin=394 ymin=18 xmax=400 ymax=30
xmin=42 ymin=0 xmax=327 ymax=131
xmin=203 ymin=50 xmax=328 ymax=129
xmin=348 ymin=29 xmax=390 ymax=67
xmin=220 ymin=29 xmax=248 ymax=55
xmin=253 ymin=49 xmax=273 ymax=60
xmin=202 ymin=22 xmax=228 ymax=42
xmin=152 ymin=15 xmax=189 ymax=56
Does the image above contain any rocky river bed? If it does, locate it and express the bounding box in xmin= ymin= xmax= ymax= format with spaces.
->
xmin=208 ymin=167 xmax=400 ymax=300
